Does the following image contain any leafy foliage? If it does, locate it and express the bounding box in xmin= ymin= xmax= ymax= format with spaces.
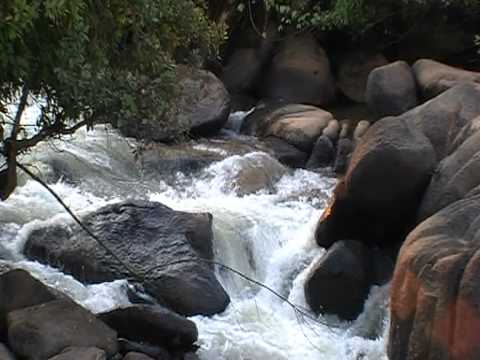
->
xmin=237 ymin=0 xmax=480 ymax=42
xmin=0 ymin=0 xmax=224 ymax=149
xmin=0 ymin=0 xmax=224 ymax=199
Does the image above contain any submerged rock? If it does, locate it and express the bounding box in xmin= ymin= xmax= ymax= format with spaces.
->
xmin=24 ymin=200 xmax=230 ymax=316
xmin=139 ymin=138 xmax=272 ymax=179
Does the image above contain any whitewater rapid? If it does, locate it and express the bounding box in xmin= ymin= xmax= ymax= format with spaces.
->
xmin=0 ymin=119 xmax=389 ymax=359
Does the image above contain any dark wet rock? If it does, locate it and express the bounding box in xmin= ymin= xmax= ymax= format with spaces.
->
xmin=24 ymin=200 xmax=230 ymax=316
xmin=242 ymin=103 xmax=333 ymax=152
xmin=305 ymin=240 xmax=371 ymax=320
xmin=337 ymin=52 xmax=388 ymax=103
xmin=183 ymin=353 xmax=200 ymax=360
xmin=262 ymin=136 xmax=308 ymax=168
xmin=316 ymin=116 xmax=436 ymax=250
xmin=122 ymin=352 xmax=156 ymax=360
xmin=0 ymin=343 xmax=15 ymax=360
xmin=306 ymin=135 xmax=335 ymax=169
xmin=413 ymin=59 xmax=480 ymax=99
xmin=259 ymin=35 xmax=335 ymax=106
xmin=333 ymin=138 xmax=353 ymax=175
xmin=8 ymin=300 xmax=117 ymax=359
xmin=118 ymin=339 xmax=170 ymax=360
xmin=389 ymin=191 xmax=480 ymax=360
xmin=0 ymin=269 xmax=58 ymax=339
xmin=118 ymin=66 xmax=230 ymax=140
xmin=366 ymin=61 xmax=418 ymax=118
xmin=48 ymin=347 xmax=106 ymax=360
xmin=98 ymin=305 xmax=197 ymax=350
xmin=371 ymin=247 xmax=395 ymax=286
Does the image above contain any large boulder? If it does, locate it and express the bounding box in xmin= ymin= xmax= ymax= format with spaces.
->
xmin=118 ymin=66 xmax=230 ymax=140
xmin=337 ymin=52 xmax=388 ymax=103
xmin=24 ymin=201 xmax=230 ymax=316
xmin=304 ymin=240 xmax=372 ymax=320
xmin=413 ymin=59 xmax=480 ymax=99
xmin=175 ymin=66 xmax=231 ymax=136
xmin=418 ymin=130 xmax=480 ymax=221
xmin=389 ymin=191 xmax=480 ymax=360
xmin=8 ymin=300 xmax=118 ymax=359
xmin=242 ymin=103 xmax=334 ymax=152
xmin=221 ymin=47 xmax=269 ymax=94
xmin=98 ymin=305 xmax=197 ymax=350
xmin=404 ymin=83 xmax=480 ymax=160
xmin=366 ymin=61 xmax=418 ymax=118
xmin=315 ymin=116 xmax=436 ymax=251
xmin=259 ymin=35 xmax=335 ymax=106
xmin=0 ymin=269 xmax=59 ymax=339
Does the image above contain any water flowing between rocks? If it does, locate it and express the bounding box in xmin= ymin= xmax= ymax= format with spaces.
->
xmin=0 ymin=111 xmax=389 ymax=360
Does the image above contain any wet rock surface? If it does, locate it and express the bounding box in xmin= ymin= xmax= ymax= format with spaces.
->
xmin=8 ymin=299 xmax=118 ymax=359
xmin=98 ymin=304 xmax=198 ymax=350
xmin=24 ymin=200 xmax=230 ymax=317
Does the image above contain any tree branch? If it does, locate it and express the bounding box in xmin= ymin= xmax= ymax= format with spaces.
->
xmin=16 ymin=118 xmax=90 ymax=154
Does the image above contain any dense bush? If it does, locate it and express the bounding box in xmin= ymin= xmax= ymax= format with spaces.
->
xmin=236 ymin=0 xmax=480 ymax=46
xmin=0 ymin=0 xmax=224 ymax=199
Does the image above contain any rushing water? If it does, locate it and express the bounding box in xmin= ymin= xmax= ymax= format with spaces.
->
xmin=0 ymin=110 xmax=389 ymax=359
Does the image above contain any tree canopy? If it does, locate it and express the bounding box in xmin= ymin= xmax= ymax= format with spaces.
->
xmin=0 ymin=0 xmax=224 ymax=199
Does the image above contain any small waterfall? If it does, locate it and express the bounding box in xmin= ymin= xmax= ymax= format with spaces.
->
xmin=0 ymin=123 xmax=389 ymax=359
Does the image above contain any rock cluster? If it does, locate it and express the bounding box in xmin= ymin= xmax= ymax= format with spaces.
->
xmin=0 ymin=269 xmax=200 ymax=359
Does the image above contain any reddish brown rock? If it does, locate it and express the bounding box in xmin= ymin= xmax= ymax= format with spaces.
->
xmin=389 ymin=192 xmax=480 ymax=360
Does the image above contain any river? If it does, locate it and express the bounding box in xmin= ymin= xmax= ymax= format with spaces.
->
xmin=0 ymin=110 xmax=389 ymax=360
